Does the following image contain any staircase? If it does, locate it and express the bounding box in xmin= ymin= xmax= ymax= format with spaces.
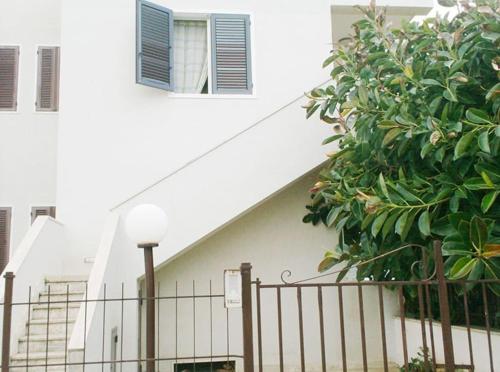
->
xmin=10 ymin=276 xmax=87 ymax=371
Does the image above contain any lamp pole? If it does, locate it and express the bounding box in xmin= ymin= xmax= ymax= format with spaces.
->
xmin=125 ymin=204 xmax=168 ymax=372
xmin=139 ymin=243 xmax=157 ymax=372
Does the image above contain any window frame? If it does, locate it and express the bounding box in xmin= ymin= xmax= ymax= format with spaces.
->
xmin=136 ymin=2 xmax=256 ymax=98
xmin=35 ymin=45 xmax=60 ymax=112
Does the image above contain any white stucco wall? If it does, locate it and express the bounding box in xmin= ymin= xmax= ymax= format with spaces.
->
xmin=56 ymin=0 xmax=335 ymax=270
xmin=147 ymin=172 xmax=400 ymax=371
xmin=0 ymin=0 xmax=60 ymax=255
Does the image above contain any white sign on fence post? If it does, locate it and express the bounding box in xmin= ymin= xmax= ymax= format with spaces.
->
xmin=224 ymin=269 xmax=242 ymax=308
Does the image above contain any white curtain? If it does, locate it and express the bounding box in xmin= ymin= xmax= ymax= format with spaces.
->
xmin=173 ymin=20 xmax=208 ymax=93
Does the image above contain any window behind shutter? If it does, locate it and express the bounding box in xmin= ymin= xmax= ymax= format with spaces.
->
xmin=0 ymin=208 xmax=12 ymax=273
xmin=211 ymin=14 xmax=252 ymax=94
xmin=0 ymin=46 xmax=19 ymax=111
xmin=31 ymin=206 xmax=56 ymax=224
xmin=36 ymin=46 xmax=60 ymax=111
xmin=136 ymin=0 xmax=174 ymax=91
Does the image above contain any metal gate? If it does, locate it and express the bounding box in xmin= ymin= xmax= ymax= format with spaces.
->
xmin=240 ymin=242 xmax=499 ymax=372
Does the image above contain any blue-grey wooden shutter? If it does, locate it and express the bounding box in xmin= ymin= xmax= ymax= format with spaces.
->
xmin=211 ymin=14 xmax=252 ymax=94
xmin=0 ymin=46 xmax=19 ymax=111
xmin=36 ymin=46 xmax=60 ymax=111
xmin=136 ymin=0 xmax=174 ymax=91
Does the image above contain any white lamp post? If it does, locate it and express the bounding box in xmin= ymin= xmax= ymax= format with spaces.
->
xmin=125 ymin=204 xmax=168 ymax=372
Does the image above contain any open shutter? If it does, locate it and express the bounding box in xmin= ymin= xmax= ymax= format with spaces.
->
xmin=211 ymin=14 xmax=252 ymax=94
xmin=0 ymin=208 xmax=11 ymax=273
xmin=0 ymin=46 xmax=19 ymax=111
xmin=136 ymin=0 xmax=174 ymax=91
xmin=31 ymin=206 xmax=56 ymax=224
xmin=36 ymin=46 xmax=60 ymax=111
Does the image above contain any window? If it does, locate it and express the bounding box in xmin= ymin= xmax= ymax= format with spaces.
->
xmin=36 ymin=46 xmax=60 ymax=111
xmin=31 ymin=206 xmax=56 ymax=224
xmin=136 ymin=0 xmax=252 ymax=94
xmin=0 ymin=46 xmax=19 ymax=111
xmin=0 ymin=208 xmax=12 ymax=273
xmin=174 ymin=361 xmax=235 ymax=372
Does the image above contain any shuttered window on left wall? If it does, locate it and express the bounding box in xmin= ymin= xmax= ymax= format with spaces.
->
xmin=36 ymin=46 xmax=60 ymax=111
xmin=31 ymin=206 xmax=56 ymax=224
xmin=0 ymin=46 xmax=19 ymax=111
xmin=0 ymin=208 xmax=12 ymax=273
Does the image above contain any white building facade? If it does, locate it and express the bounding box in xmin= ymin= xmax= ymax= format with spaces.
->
xmin=0 ymin=1 xmax=435 ymax=371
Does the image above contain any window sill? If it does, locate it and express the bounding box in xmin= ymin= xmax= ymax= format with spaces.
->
xmin=167 ymin=93 xmax=257 ymax=99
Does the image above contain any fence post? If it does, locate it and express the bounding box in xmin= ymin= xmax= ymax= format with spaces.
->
xmin=2 ymin=272 xmax=14 ymax=372
xmin=433 ymin=241 xmax=455 ymax=371
xmin=240 ymin=263 xmax=254 ymax=372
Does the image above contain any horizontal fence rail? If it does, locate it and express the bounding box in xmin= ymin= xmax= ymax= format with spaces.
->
xmin=0 ymin=274 xmax=243 ymax=372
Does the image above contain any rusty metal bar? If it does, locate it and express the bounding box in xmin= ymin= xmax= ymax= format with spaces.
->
xmin=461 ymin=283 xmax=474 ymax=370
xmin=434 ymin=241 xmax=455 ymax=371
xmin=157 ymin=282 xmax=160 ymax=372
xmin=377 ymin=286 xmax=388 ymax=372
xmin=358 ymin=285 xmax=368 ymax=372
xmin=277 ymin=287 xmax=284 ymax=372
xmin=65 ymin=284 xmax=70 ymax=372
xmin=25 ymin=286 xmax=31 ymax=372
xmin=481 ymin=283 xmax=494 ymax=371
xmin=337 ymin=286 xmax=347 ymax=372
xmin=297 ymin=287 xmax=305 ymax=372
xmin=240 ymin=263 xmax=254 ymax=372
xmin=193 ymin=281 xmax=196 ymax=372
xmin=101 ymin=284 xmax=106 ymax=372
xmin=2 ymin=272 xmax=14 ymax=372
xmin=317 ymin=287 xmax=326 ymax=372
xmin=417 ymin=284 xmax=429 ymax=371
xmin=143 ymin=245 xmax=156 ymax=372
xmin=45 ymin=284 xmax=51 ymax=372
xmin=255 ymin=279 xmax=263 ymax=372
xmin=398 ymin=286 xmax=408 ymax=372
xmin=120 ymin=283 xmax=124 ymax=372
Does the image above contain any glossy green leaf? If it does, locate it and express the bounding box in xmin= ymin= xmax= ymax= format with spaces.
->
xmin=322 ymin=134 xmax=343 ymax=145
xmin=481 ymin=191 xmax=499 ymax=213
xmin=470 ymin=216 xmax=488 ymax=251
xmin=465 ymin=108 xmax=492 ymax=124
xmin=478 ymin=131 xmax=491 ymax=153
xmin=454 ymin=131 xmax=475 ymax=159
xmin=382 ymin=128 xmax=402 ymax=146
xmin=449 ymin=257 xmax=476 ymax=279
xmin=418 ymin=210 xmax=431 ymax=236
xmin=371 ymin=211 xmax=388 ymax=237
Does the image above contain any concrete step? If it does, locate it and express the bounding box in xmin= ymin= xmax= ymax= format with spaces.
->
xmin=45 ymin=276 xmax=87 ymax=292
xmin=38 ymin=290 xmax=84 ymax=304
xmin=18 ymin=334 xmax=69 ymax=353
xmin=31 ymin=302 xmax=81 ymax=320
xmin=11 ymin=351 xmax=66 ymax=371
xmin=26 ymin=319 xmax=75 ymax=336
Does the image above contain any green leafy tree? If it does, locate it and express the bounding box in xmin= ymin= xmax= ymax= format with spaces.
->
xmin=303 ymin=0 xmax=500 ymax=295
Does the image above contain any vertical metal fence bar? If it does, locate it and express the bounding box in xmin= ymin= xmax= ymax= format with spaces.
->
xmin=481 ymin=283 xmax=494 ymax=372
xmin=461 ymin=283 xmax=474 ymax=370
xmin=297 ymin=287 xmax=305 ymax=372
xmin=357 ymin=285 xmax=367 ymax=372
xmin=175 ymin=281 xmax=178 ymax=372
xmin=26 ymin=286 xmax=32 ymax=372
xmin=240 ymin=263 xmax=254 ymax=372
xmin=337 ymin=286 xmax=347 ymax=372
xmin=157 ymin=282 xmax=160 ymax=372
xmin=255 ymin=279 xmax=263 ymax=372
xmin=209 ymin=280 xmax=213 ymax=372
xmin=101 ymin=284 xmax=106 ymax=372
xmin=65 ymin=284 xmax=70 ymax=372
xmin=226 ymin=307 xmax=229 ymax=365
xmin=83 ymin=282 xmax=88 ymax=372
xmin=317 ymin=286 xmax=326 ymax=372
xmin=434 ymin=241 xmax=455 ymax=371
xmin=398 ymin=286 xmax=408 ymax=372
xmin=120 ymin=283 xmax=124 ymax=372
xmin=2 ymin=272 xmax=14 ymax=372
xmin=377 ymin=286 xmax=388 ymax=372
xmin=45 ymin=284 xmax=51 ymax=372
xmin=422 ymin=248 xmax=437 ymax=370
xmin=417 ymin=284 xmax=429 ymax=370
xmin=193 ymin=281 xmax=196 ymax=372
xmin=276 ymin=287 xmax=284 ymax=372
